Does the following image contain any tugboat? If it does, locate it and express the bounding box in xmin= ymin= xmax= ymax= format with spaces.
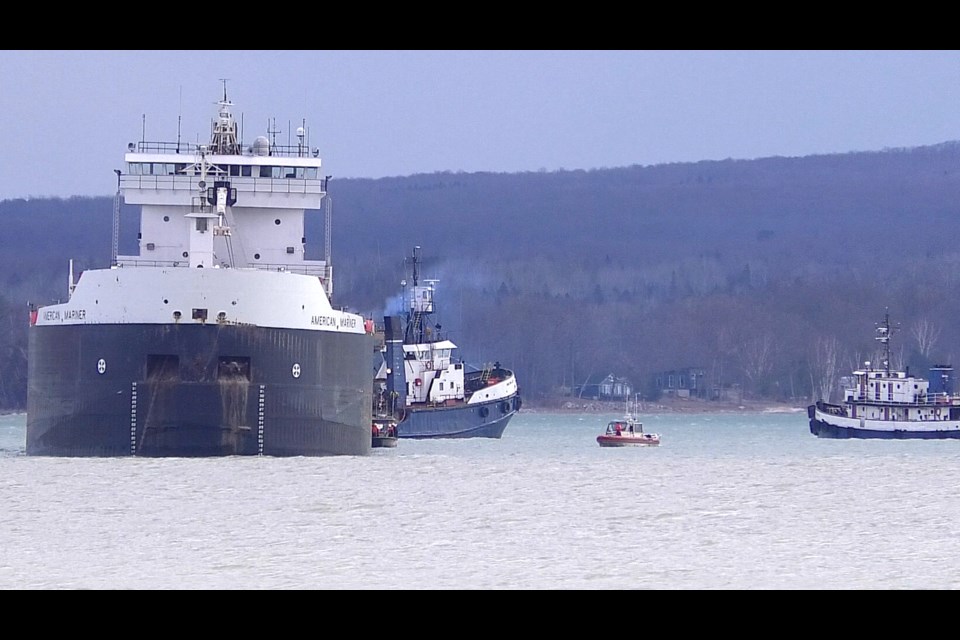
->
xmin=374 ymin=246 xmax=521 ymax=439
xmin=26 ymin=84 xmax=374 ymax=457
xmin=808 ymin=311 xmax=960 ymax=439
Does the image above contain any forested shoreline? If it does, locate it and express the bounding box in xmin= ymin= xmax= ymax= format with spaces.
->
xmin=4 ymin=142 xmax=960 ymax=410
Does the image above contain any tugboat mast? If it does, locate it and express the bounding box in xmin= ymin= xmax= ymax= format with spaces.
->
xmin=403 ymin=245 xmax=439 ymax=345
xmin=875 ymin=309 xmax=897 ymax=375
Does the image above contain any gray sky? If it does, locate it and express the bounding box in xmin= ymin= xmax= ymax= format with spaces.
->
xmin=3 ymin=50 xmax=960 ymax=200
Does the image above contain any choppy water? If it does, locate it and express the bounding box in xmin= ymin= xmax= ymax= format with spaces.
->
xmin=1 ymin=408 xmax=958 ymax=589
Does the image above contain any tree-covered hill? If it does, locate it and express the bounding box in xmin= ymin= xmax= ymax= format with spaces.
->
xmin=3 ymin=142 xmax=960 ymax=409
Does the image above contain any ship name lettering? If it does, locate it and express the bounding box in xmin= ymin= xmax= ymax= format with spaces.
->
xmin=41 ymin=309 xmax=86 ymax=322
xmin=340 ymin=317 xmax=357 ymax=328
xmin=311 ymin=315 xmax=337 ymax=326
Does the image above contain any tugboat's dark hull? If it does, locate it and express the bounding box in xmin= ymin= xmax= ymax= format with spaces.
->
xmin=27 ymin=323 xmax=373 ymax=457
xmin=397 ymin=395 xmax=520 ymax=439
xmin=808 ymin=403 xmax=960 ymax=440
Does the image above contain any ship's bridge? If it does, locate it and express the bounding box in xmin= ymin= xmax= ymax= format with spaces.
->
xmin=121 ymin=145 xmax=326 ymax=209
xmin=116 ymin=141 xmax=332 ymax=290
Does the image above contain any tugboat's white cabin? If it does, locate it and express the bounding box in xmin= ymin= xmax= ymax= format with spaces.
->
xmin=402 ymin=340 xmax=465 ymax=404
xmin=845 ymin=367 xmax=928 ymax=404
xmin=844 ymin=363 xmax=956 ymax=422
xmin=117 ymin=92 xmax=333 ymax=297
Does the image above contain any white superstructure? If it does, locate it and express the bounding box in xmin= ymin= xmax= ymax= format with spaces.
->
xmin=36 ymin=85 xmax=362 ymax=333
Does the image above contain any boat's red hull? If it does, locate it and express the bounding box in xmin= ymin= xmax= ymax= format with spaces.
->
xmin=597 ymin=434 xmax=660 ymax=447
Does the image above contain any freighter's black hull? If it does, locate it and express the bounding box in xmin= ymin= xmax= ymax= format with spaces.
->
xmin=27 ymin=323 xmax=373 ymax=457
xmin=397 ymin=395 xmax=521 ymax=439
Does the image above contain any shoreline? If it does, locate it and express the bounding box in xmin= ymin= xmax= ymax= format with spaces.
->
xmin=521 ymin=396 xmax=807 ymax=415
xmin=3 ymin=398 xmax=808 ymax=418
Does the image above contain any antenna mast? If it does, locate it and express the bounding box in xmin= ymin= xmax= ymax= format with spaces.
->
xmin=412 ymin=245 xmax=421 ymax=286
xmin=267 ymin=118 xmax=281 ymax=152
xmin=176 ymin=85 xmax=182 ymax=153
xmin=319 ymin=173 xmax=333 ymax=300
xmin=324 ymin=194 xmax=332 ymax=265
xmin=111 ymin=169 xmax=121 ymax=266
xmin=875 ymin=308 xmax=898 ymax=375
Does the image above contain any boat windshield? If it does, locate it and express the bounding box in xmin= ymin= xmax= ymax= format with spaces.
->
xmin=606 ymin=420 xmax=630 ymax=434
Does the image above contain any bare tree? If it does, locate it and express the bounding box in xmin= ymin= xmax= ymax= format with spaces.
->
xmin=911 ymin=318 xmax=941 ymax=359
xmin=892 ymin=343 xmax=905 ymax=372
xmin=741 ymin=331 xmax=776 ymax=394
xmin=810 ymin=335 xmax=841 ymax=402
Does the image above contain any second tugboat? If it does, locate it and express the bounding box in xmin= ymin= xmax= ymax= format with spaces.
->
xmin=374 ymin=246 xmax=521 ymax=439
xmin=26 ymin=84 xmax=374 ymax=457
xmin=809 ymin=311 xmax=960 ymax=439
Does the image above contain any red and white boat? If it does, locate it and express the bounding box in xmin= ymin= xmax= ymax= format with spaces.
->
xmin=597 ymin=410 xmax=660 ymax=447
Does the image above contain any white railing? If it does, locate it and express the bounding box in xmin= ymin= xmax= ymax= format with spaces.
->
xmin=120 ymin=174 xmax=324 ymax=195
xmin=114 ymin=259 xmax=329 ymax=278
xmin=845 ymin=389 xmax=956 ymax=405
xmin=134 ymin=140 xmax=316 ymax=158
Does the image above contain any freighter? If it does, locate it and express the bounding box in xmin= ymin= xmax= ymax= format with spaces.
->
xmin=26 ymin=86 xmax=373 ymax=456
xmin=374 ymin=246 xmax=520 ymax=439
